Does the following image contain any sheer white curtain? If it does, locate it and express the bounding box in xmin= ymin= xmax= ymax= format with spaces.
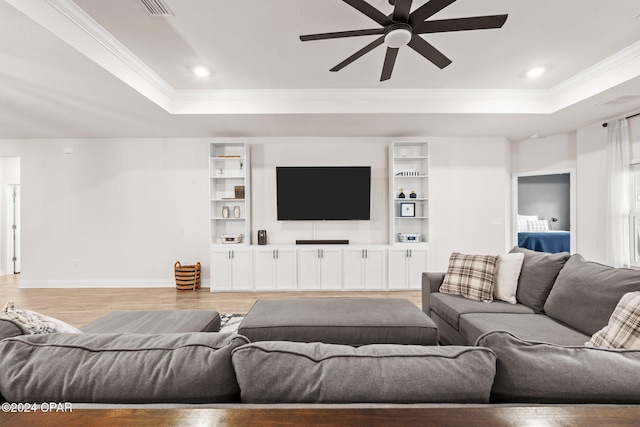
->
xmin=607 ymin=119 xmax=630 ymax=267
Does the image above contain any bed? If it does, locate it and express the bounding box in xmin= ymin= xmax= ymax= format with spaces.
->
xmin=518 ymin=231 xmax=570 ymax=253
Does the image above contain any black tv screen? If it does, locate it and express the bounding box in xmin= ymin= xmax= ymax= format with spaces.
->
xmin=276 ymin=166 xmax=371 ymax=220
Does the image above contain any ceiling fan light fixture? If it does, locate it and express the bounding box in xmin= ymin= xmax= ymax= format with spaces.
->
xmin=384 ymin=28 xmax=412 ymax=48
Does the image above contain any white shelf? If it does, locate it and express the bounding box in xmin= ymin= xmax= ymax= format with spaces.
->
xmin=389 ymin=142 xmax=430 ymax=245
xmin=210 ymin=142 xmax=250 ymax=246
xmin=395 ymin=216 xmax=429 ymax=219
xmin=394 ymin=156 xmax=429 ymax=160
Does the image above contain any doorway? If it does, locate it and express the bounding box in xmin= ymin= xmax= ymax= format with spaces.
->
xmin=5 ymin=184 xmax=20 ymax=274
xmin=512 ymin=169 xmax=576 ymax=252
xmin=1 ymin=157 xmax=20 ymax=275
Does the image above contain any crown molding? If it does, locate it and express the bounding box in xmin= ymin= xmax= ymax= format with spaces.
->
xmin=45 ymin=0 xmax=175 ymax=97
xmin=11 ymin=0 xmax=640 ymax=115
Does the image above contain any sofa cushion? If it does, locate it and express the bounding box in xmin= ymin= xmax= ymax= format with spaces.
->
xmin=0 ymin=332 xmax=248 ymax=403
xmin=231 ymin=341 xmax=496 ymax=404
xmin=461 ymin=313 xmax=589 ymax=346
xmin=544 ymin=254 xmax=640 ymax=336
xmin=586 ymin=292 xmax=640 ymax=349
xmin=0 ymin=301 xmax=81 ymax=334
xmin=430 ymin=293 xmax=534 ymax=330
xmin=509 ymin=247 xmax=570 ymax=313
xmin=440 ymin=252 xmax=499 ymax=303
xmin=80 ymin=310 xmax=221 ymax=334
xmin=0 ymin=318 xmax=26 ymax=341
xmin=476 ymin=331 xmax=640 ymax=403
xmin=493 ymin=253 xmax=525 ymax=304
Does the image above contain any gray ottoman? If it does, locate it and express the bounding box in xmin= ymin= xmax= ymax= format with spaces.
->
xmin=80 ymin=310 xmax=221 ymax=334
xmin=238 ymin=298 xmax=438 ymax=346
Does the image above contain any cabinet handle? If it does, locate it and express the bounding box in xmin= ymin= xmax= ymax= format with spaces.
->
xmin=273 ymin=250 xmax=276 ymax=260
xmin=228 ymin=251 xmax=231 ymax=260
xmin=276 ymin=249 xmax=279 ymax=259
xmin=365 ymin=249 xmax=368 ymax=259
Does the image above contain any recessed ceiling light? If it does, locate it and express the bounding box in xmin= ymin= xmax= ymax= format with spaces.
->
xmin=192 ymin=66 xmax=210 ymax=78
xmin=526 ymin=67 xmax=545 ymax=78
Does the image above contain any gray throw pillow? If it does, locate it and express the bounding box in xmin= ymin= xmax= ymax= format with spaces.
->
xmin=232 ymin=341 xmax=496 ymax=404
xmin=0 ymin=332 xmax=248 ymax=403
xmin=509 ymin=247 xmax=570 ymax=313
xmin=476 ymin=331 xmax=640 ymax=403
xmin=544 ymin=254 xmax=640 ymax=336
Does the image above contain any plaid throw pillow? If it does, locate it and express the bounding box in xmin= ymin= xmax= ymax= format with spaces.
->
xmin=440 ymin=252 xmax=499 ymax=303
xmin=586 ymin=292 xmax=640 ymax=349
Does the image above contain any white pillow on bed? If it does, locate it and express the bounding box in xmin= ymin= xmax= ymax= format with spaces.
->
xmin=526 ymin=219 xmax=549 ymax=232
xmin=493 ymin=253 xmax=525 ymax=304
xmin=517 ymin=215 xmax=538 ymax=232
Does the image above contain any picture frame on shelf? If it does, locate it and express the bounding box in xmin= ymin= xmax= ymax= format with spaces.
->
xmin=400 ymin=202 xmax=415 ymax=217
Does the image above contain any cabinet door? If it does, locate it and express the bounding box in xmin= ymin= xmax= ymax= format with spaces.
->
xmin=387 ymin=249 xmax=409 ymax=289
xmin=363 ymin=249 xmax=386 ymax=289
xmin=230 ymin=250 xmax=252 ymax=290
xmin=210 ymin=251 xmax=232 ymax=290
xmin=274 ymin=249 xmax=297 ymax=290
xmin=319 ymin=249 xmax=341 ymax=290
xmin=406 ymin=249 xmax=428 ymax=289
xmin=298 ymin=249 xmax=321 ymax=289
xmin=253 ymin=250 xmax=276 ymax=290
xmin=342 ymin=249 xmax=365 ymax=289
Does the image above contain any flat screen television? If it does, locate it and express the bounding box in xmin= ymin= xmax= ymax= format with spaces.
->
xmin=276 ymin=166 xmax=371 ymax=220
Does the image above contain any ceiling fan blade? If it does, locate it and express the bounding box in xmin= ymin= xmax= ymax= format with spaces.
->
xmin=409 ymin=0 xmax=456 ymax=26
xmin=330 ymin=36 xmax=385 ymax=72
xmin=407 ymin=36 xmax=452 ymax=69
xmin=342 ymin=0 xmax=393 ymax=27
xmin=392 ymin=0 xmax=413 ymax=23
xmin=380 ymin=47 xmax=400 ymax=81
xmin=414 ymin=15 xmax=508 ymax=34
xmin=300 ymin=28 xmax=385 ymax=42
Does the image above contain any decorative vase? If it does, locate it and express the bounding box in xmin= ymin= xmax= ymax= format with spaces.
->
xmin=398 ymin=188 xmax=405 ymax=198
xmin=410 ymin=191 xmax=417 ymax=198
xmin=234 ymin=206 xmax=241 ymax=218
xmin=222 ymin=206 xmax=230 ymax=218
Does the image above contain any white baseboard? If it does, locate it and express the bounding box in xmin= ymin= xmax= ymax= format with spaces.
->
xmin=19 ymin=279 xmax=211 ymax=289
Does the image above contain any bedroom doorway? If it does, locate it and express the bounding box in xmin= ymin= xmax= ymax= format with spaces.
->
xmin=512 ymin=169 xmax=576 ymax=253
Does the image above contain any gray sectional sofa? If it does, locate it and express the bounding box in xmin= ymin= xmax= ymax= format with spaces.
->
xmin=423 ymin=247 xmax=640 ymax=403
xmin=0 ymin=306 xmax=496 ymax=406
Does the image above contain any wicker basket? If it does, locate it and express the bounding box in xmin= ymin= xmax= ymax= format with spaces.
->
xmin=174 ymin=261 xmax=201 ymax=291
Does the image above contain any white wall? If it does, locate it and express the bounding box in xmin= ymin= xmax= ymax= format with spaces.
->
xmin=511 ymin=133 xmax=577 ymax=173
xmin=429 ymin=137 xmax=511 ymax=271
xmin=0 ymin=139 xmax=210 ymax=287
xmin=0 ymin=135 xmax=519 ymax=286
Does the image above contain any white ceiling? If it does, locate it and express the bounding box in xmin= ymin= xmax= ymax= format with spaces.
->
xmin=2 ymin=0 xmax=640 ymax=140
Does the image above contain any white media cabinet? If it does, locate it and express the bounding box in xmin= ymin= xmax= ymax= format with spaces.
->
xmin=209 ymin=141 xmax=429 ymax=291
xmin=210 ymin=245 xmax=427 ymax=291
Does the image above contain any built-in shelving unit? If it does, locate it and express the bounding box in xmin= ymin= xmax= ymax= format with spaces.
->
xmin=389 ymin=141 xmax=429 ymax=245
xmin=209 ymin=140 xmax=429 ymax=292
xmin=209 ymin=142 xmax=250 ymax=245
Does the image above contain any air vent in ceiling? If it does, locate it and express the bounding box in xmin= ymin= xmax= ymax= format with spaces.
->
xmin=137 ymin=0 xmax=173 ymax=17
xmin=598 ymin=94 xmax=640 ymax=106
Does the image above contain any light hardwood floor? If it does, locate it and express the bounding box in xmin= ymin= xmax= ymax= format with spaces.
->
xmin=0 ymin=275 xmax=422 ymax=328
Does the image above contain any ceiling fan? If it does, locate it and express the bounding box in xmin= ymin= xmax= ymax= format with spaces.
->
xmin=300 ymin=0 xmax=508 ymax=81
